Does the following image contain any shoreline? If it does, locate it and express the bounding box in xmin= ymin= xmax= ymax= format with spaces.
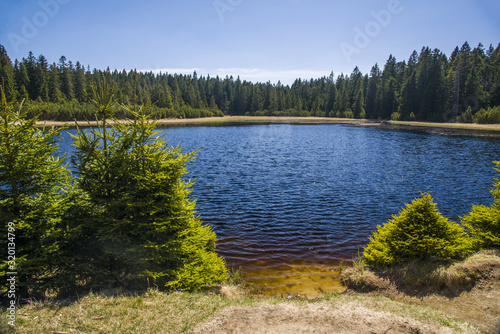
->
xmin=36 ymin=116 xmax=500 ymax=134
xmin=35 ymin=116 xmax=376 ymax=128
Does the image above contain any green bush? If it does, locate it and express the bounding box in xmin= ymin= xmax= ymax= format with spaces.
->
xmin=344 ymin=108 xmax=354 ymax=118
xmin=391 ymin=112 xmax=401 ymax=121
xmin=364 ymin=193 xmax=473 ymax=266
xmin=462 ymin=161 xmax=500 ymax=248
xmin=472 ymin=106 xmax=500 ymax=124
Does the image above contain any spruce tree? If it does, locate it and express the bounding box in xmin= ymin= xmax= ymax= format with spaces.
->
xmin=364 ymin=193 xmax=473 ymax=266
xmin=0 ymin=86 xmax=70 ymax=295
xmin=72 ymin=75 xmax=227 ymax=290
xmin=0 ymin=45 xmax=16 ymax=101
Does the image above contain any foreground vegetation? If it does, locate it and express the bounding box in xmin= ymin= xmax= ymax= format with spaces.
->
xmin=1 ymin=41 xmax=499 ymax=123
xmin=0 ymin=286 xmax=479 ymax=334
xmin=0 ymin=77 xmax=227 ymax=299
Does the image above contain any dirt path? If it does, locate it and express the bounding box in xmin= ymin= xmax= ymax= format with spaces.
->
xmin=189 ymin=299 xmax=476 ymax=334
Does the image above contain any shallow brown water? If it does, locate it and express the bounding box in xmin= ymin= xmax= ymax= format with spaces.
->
xmin=242 ymin=262 xmax=346 ymax=298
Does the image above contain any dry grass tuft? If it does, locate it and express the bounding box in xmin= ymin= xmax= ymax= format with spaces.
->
xmin=341 ymin=250 xmax=500 ymax=295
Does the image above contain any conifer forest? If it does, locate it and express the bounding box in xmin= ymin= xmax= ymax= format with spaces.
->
xmin=0 ymin=41 xmax=499 ymax=123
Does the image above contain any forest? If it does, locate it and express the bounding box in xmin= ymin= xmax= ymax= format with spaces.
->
xmin=0 ymin=41 xmax=499 ymax=123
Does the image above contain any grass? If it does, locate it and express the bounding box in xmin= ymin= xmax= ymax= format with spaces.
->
xmin=3 ymin=251 xmax=497 ymax=333
xmin=1 ymin=289 xmax=235 ymax=334
xmin=389 ymin=120 xmax=500 ymax=132
xmin=38 ymin=116 xmax=500 ymax=134
xmin=340 ymin=249 xmax=500 ymax=294
xmin=1 ymin=288 xmax=478 ymax=334
xmin=36 ymin=115 xmax=370 ymax=128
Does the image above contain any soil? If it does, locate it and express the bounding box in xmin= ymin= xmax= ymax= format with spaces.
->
xmin=188 ymin=299 xmax=478 ymax=334
xmin=189 ymin=301 xmax=457 ymax=334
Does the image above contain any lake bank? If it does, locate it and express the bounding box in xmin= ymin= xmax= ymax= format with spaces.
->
xmin=1 ymin=286 xmax=480 ymax=334
xmin=36 ymin=115 xmax=375 ymax=128
xmin=3 ymin=250 xmax=498 ymax=333
xmin=37 ymin=115 xmax=500 ymax=133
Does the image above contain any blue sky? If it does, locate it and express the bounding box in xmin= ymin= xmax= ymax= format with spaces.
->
xmin=1 ymin=0 xmax=499 ymax=85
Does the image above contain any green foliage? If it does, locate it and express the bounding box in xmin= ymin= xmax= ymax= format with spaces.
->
xmin=0 ymin=74 xmax=228 ymax=297
xmin=462 ymin=162 xmax=500 ymax=248
xmin=344 ymin=108 xmax=354 ymax=118
xmin=0 ymin=86 xmax=71 ymax=294
xmin=472 ymin=106 xmax=500 ymax=124
xmin=391 ymin=112 xmax=401 ymax=121
xmin=457 ymin=106 xmax=473 ymax=123
xmin=71 ymin=75 xmax=227 ymax=291
xmin=364 ymin=193 xmax=473 ymax=266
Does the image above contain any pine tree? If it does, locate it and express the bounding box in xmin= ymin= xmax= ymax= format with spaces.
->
xmin=0 ymin=85 xmax=70 ymax=295
xmin=365 ymin=64 xmax=381 ymax=119
xmin=0 ymin=45 xmax=16 ymax=101
xmin=59 ymin=56 xmax=74 ymax=101
xmin=398 ymin=71 xmax=417 ymax=120
xmin=14 ymin=60 xmax=30 ymax=101
xmin=24 ymin=52 xmax=40 ymax=100
xmin=380 ymin=55 xmax=398 ymax=119
xmin=398 ymin=51 xmax=418 ymax=120
xmin=352 ymin=87 xmax=365 ymax=118
xmin=73 ymin=61 xmax=86 ymax=102
xmin=326 ymin=80 xmax=337 ymax=116
xmin=47 ymin=63 xmax=63 ymax=103
xmin=37 ymin=54 xmax=49 ymax=102
xmin=71 ymin=75 xmax=228 ymax=290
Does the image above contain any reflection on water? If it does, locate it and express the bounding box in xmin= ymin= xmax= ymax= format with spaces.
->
xmin=58 ymin=124 xmax=500 ymax=296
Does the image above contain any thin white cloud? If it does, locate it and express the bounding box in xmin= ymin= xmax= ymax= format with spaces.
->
xmin=138 ymin=67 xmax=335 ymax=86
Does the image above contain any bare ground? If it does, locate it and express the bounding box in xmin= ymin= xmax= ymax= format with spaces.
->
xmin=189 ymin=253 xmax=499 ymax=334
xmin=189 ymin=299 xmax=474 ymax=334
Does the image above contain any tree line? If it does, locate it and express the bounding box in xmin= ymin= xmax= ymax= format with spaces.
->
xmin=0 ymin=41 xmax=499 ymax=123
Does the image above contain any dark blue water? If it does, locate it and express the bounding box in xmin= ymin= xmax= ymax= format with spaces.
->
xmin=58 ymin=124 xmax=500 ymax=271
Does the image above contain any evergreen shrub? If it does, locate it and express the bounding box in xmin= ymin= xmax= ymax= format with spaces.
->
xmin=364 ymin=193 xmax=473 ymax=266
xmin=462 ymin=161 xmax=500 ymax=248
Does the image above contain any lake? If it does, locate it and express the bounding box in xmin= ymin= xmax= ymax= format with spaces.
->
xmin=59 ymin=124 xmax=500 ymax=296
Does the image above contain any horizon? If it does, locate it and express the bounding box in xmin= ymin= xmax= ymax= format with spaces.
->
xmin=1 ymin=0 xmax=499 ymax=85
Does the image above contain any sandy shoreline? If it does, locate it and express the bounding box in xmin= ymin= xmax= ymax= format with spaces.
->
xmin=35 ymin=116 xmax=500 ymax=134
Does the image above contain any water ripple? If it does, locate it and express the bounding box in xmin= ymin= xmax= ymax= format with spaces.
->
xmin=58 ymin=124 xmax=500 ymax=275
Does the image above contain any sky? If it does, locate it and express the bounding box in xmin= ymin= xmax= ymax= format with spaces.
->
xmin=0 ymin=0 xmax=499 ymax=85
